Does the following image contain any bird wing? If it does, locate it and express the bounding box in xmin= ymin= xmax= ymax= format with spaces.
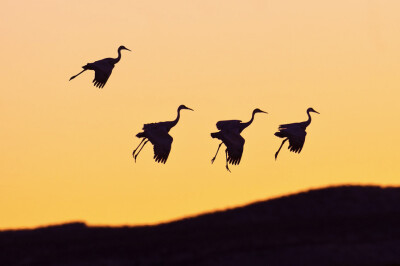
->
xmin=216 ymin=120 xmax=242 ymax=132
xmin=143 ymin=121 xmax=170 ymax=132
xmin=287 ymin=128 xmax=307 ymax=153
xmin=223 ymin=132 xmax=245 ymax=165
xmin=147 ymin=129 xmax=173 ymax=164
xmin=143 ymin=122 xmax=158 ymax=130
xmin=275 ymin=121 xmax=304 ymax=137
xmin=278 ymin=122 xmax=302 ymax=130
xmin=91 ymin=59 xmax=114 ymax=88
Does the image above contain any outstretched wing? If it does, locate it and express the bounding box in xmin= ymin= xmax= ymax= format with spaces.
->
xmin=278 ymin=122 xmax=302 ymax=130
xmin=223 ymin=132 xmax=245 ymax=165
xmin=91 ymin=59 xmax=114 ymax=88
xmin=148 ymin=130 xmax=173 ymax=164
xmin=216 ymin=120 xmax=242 ymax=132
xmin=275 ymin=122 xmax=303 ymax=137
xmin=143 ymin=121 xmax=170 ymax=132
xmin=287 ymin=128 xmax=307 ymax=153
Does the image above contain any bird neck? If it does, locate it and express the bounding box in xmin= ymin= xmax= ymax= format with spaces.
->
xmin=305 ymin=110 xmax=312 ymax=127
xmin=113 ymin=48 xmax=122 ymax=64
xmin=241 ymin=111 xmax=256 ymax=131
xmin=170 ymin=108 xmax=182 ymax=128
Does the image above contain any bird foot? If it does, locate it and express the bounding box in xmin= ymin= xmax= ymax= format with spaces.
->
xmin=225 ymin=165 xmax=231 ymax=173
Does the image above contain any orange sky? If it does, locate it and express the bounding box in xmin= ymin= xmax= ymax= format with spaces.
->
xmin=1 ymin=0 xmax=400 ymax=229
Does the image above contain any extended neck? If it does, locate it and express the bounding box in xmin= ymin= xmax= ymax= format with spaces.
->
xmin=241 ymin=111 xmax=257 ymax=131
xmin=305 ymin=110 xmax=312 ymax=127
xmin=113 ymin=48 xmax=122 ymax=64
xmin=170 ymin=107 xmax=182 ymax=128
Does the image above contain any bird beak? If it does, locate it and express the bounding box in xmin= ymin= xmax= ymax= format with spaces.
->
xmin=187 ymin=107 xmax=194 ymax=111
xmin=262 ymin=111 xmax=268 ymax=114
xmin=314 ymin=110 xmax=320 ymax=114
xmin=126 ymin=48 xmax=132 ymax=52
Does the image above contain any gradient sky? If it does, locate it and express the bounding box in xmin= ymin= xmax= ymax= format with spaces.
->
xmin=1 ymin=0 xmax=400 ymax=229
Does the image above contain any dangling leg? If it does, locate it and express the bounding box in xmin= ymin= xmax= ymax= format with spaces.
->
xmin=225 ymin=149 xmax=231 ymax=173
xmin=275 ymin=138 xmax=288 ymax=160
xmin=69 ymin=69 xmax=87 ymax=81
xmin=134 ymin=140 xmax=149 ymax=162
xmin=132 ymin=138 xmax=146 ymax=159
xmin=211 ymin=142 xmax=223 ymax=164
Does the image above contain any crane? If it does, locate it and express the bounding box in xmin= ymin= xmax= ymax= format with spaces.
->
xmin=133 ymin=105 xmax=194 ymax=163
xmin=69 ymin=45 xmax=131 ymax=88
xmin=274 ymin=107 xmax=319 ymax=160
xmin=211 ymin=108 xmax=267 ymax=172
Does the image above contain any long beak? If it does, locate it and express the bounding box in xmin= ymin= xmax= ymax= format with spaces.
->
xmin=126 ymin=48 xmax=132 ymax=52
xmin=314 ymin=111 xmax=320 ymax=114
xmin=187 ymin=107 xmax=194 ymax=111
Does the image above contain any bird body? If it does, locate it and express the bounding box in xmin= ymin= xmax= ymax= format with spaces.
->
xmin=82 ymin=59 xmax=114 ymax=88
xmin=69 ymin=45 xmax=131 ymax=88
xmin=133 ymin=105 xmax=193 ymax=164
xmin=274 ymin=108 xmax=319 ymax=159
xmin=211 ymin=108 xmax=267 ymax=172
xmin=211 ymin=131 xmax=245 ymax=166
xmin=136 ymin=127 xmax=173 ymax=163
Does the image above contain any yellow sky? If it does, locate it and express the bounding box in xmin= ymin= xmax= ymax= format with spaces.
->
xmin=1 ymin=0 xmax=400 ymax=229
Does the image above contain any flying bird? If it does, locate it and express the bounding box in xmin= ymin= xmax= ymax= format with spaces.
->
xmin=133 ymin=105 xmax=194 ymax=163
xmin=69 ymin=45 xmax=131 ymax=88
xmin=274 ymin=107 xmax=320 ymax=160
xmin=211 ymin=108 xmax=267 ymax=172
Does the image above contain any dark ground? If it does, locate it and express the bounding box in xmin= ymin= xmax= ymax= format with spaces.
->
xmin=1 ymin=185 xmax=400 ymax=266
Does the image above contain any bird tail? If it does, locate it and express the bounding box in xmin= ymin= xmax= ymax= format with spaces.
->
xmin=274 ymin=131 xmax=285 ymax=138
xmin=136 ymin=132 xmax=145 ymax=138
xmin=211 ymin=132 xmax=221 ymax=139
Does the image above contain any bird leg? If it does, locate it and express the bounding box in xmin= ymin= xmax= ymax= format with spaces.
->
xmin=211 ymin=142 xmax=223 ymax=164
xmin=69 ymin=69 xmax=87 ymax=81
xmin=225 ymin=149 xmax=231 ymax=173
xmin=134 ymin=140 xmax=149 ymax=162
xmin=132 ymin=139 xmax=146 ymax=160
xmin=275 ymin=138 xmax=288 ymax=160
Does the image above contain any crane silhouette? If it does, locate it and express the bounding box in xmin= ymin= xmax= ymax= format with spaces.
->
xmin=133 ymin=105 xmax=194 ymax=163
xmin=274 ymin=108 xmax=320 ymax=160
xmin=211 ymin=108 xmax=267 ymax=172
xmin=69 ymin=45 xmax=131 ymax=88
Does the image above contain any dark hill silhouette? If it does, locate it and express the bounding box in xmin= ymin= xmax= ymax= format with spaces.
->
xmin=1 ymin=185 xmax=400 ymax=266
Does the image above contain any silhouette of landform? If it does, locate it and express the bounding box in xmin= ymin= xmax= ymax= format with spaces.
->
xmin=2 ymin=185 xmax=400 ymax=266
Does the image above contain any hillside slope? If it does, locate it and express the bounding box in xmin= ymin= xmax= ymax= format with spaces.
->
xmin=1 ymin=185 xmax=400 ymax=266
